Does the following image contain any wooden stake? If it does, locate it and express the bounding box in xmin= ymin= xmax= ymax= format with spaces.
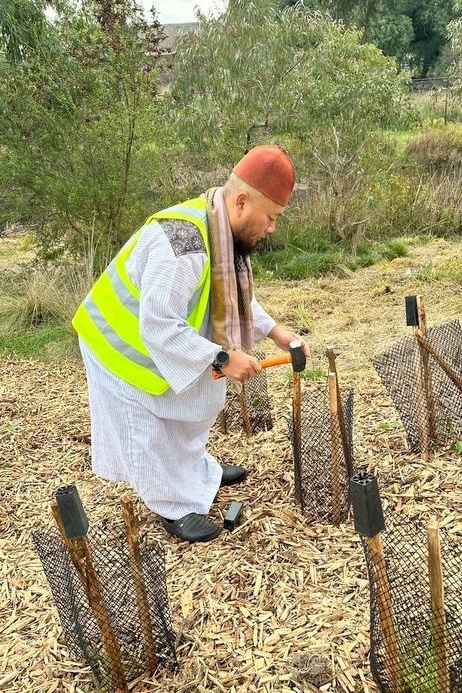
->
xmin=427 ymin=517 xmax=450 ymax=693
xmin=366 ymin=534 xmax=405 ymax=692
xmin=415 ymin=296 xmax=437 ymax=458
xmin=121 ymin=497 xmax=158 ymax=675
xmin=238 ymin=382 xmax=253 ymax=441
xmin=217 ymin=409 xmax=228 ymax=435
xmin=416 ymin=331 xmax=462 ymax=391
xmin=325 ymin=347 xmax=353 ymax=478
xmin=51 ymin=503 xmax=128 ymax=692
xmin=328 ymin=372 xmax=342 ymax=526
xmin=292 ymin=370 xmax=303 ymax=506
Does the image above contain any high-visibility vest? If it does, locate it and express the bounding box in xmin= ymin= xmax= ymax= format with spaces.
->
xmin=72 ymin=196 xmax=210 ymax=394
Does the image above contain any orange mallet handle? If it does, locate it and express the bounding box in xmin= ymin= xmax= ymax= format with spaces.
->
xmin=212 ymin=352 xmax=292 ymax=379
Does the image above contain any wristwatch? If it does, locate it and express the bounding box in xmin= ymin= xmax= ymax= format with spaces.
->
xmin=212 ymin=348 xmax=229 ymax=372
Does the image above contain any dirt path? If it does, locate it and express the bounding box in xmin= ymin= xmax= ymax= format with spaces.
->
xmin=2 ymin=236 xmax=462 ymax=692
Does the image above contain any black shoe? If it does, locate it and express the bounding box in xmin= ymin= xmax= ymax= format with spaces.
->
xmin=161 ymin=513 xmax=222 ymax=543
xmin=220 ymin=464 xmax=248 ymax=487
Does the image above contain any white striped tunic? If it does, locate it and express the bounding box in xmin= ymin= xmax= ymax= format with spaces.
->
xmin=79 ymin=211 xmax=276 ymax=520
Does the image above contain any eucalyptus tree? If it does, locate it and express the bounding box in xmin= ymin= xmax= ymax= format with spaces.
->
xmin=0 ymin=0 xmax=167 ymax=265
xmin=282 ymin=0 xmax=461 ymax=76
xmin=170 ymin=1 xmax=408 ymax=159
xmin=0 ymin=0 xmax=47 ymax=64
xmin=170 ymin=0 xmax=410 ymax=242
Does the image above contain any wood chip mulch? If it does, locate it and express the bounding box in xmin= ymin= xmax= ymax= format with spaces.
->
xmin=2 ymin=236 xmax=462 ymax=693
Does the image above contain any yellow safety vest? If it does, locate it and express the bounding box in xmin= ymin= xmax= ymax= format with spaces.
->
xmin=72 ymin=196 xmax=210 ymax=394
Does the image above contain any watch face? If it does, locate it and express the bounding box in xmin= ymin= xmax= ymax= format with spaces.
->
xmin=215 ymin=349 xmax=229 ymax=366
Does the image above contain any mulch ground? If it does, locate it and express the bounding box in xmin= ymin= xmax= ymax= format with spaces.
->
xmin=2 ymin=236 xmax=462 ymax=693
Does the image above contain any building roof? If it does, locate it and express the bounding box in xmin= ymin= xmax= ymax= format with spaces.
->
xmin=160 ymin=22 xmax=198 ymax=51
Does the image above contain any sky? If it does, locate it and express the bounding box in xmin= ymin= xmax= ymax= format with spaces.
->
xmin=142 ymin=1 xmax=227 ymax=24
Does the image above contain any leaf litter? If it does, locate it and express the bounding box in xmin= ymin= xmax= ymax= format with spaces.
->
xmin=2 ymin=237 xmax=462 ymax=692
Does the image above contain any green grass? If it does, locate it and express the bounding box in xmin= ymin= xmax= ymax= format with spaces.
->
xmin=253 ymin=238 xmax=408 ymax=280
xmin=301 ymin=366 xmax=326 ymax=382
xmin=0 ymin=322 xmax=74 ymax=359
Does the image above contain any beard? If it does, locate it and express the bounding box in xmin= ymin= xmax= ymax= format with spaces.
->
xmin=234 ymin=238 xmax=259 ymax=256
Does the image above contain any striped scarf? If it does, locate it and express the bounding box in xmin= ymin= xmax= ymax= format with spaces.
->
xmin=203 ymin=187 xmax=254 ymax=351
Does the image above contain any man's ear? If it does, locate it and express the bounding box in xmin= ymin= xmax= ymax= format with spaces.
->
xmin=235 ymin=191 xmax=248 ymax=213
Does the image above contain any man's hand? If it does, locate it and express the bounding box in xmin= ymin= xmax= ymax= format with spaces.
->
xmin=219 ymin=350 xmax=262 ymax=381
xmin=268 ymin=325 xmax=310 ymax=358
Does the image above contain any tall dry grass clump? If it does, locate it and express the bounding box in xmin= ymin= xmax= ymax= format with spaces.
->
xmin=405 ymin=125 xmax=462 ymax=171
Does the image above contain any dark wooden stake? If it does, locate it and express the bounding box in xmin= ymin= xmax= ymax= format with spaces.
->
xmin=292 ymin=369 xmax=303 ymax=506
xmin=416 ymin=296 xmax=437 ymax=442
xmin=121 ymin=497 xmax=158 ymax=675
xmin=350 ymin=472 xmax=404 ymax=692
xmin=325 ymin=347 xmax=353 ymax=478
xmin=410 ymin=296 xmax=437 ymax=459
xmin=328 ymin=372 xmax=342 ymax=526
xmin=427 ymin=517 xmax=450 ymax=693
xmin=51 ymin=503 xmax=128 ymax=692
xmin=366 ymin=534 xmax=405 ymax=692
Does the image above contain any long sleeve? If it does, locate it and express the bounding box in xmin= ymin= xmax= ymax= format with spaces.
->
xmin=126 ymin=221 xmax=221 ymax=395
xmin=251 ymin=296 xmax=276 ymax=342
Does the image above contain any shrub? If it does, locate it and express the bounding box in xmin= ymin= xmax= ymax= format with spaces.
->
xmin=405 ymin=125 xmax=462 ymax=170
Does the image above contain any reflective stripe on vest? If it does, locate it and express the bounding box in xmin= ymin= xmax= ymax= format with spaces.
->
xmin=72 ymin=196 xmax=210 ymax=394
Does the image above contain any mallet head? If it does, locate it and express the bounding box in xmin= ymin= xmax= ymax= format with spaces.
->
xmin=289 ymin=339 xmax=306 ymax=372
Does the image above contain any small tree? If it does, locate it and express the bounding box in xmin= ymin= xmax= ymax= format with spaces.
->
xmin=171 ymin=2 xmax=408 ymax=158
xmin=171 ymin=1 xmax=411 ymax=242
xmin=0 ymin=0 xmax=167 ymax=265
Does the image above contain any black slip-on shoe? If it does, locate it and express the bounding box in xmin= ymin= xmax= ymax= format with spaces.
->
xmin=161 ymin=513 xmax=222 ymax=543
xmin=220 ymin=464 xmax=248 ymax=487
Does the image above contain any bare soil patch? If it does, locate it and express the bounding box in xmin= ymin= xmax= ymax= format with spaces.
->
xmin=2 ymin=236 xmax=462 ymax=692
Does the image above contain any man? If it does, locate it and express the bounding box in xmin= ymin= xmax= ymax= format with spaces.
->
xmin=73 ymin=144 xmax=309 ymax=543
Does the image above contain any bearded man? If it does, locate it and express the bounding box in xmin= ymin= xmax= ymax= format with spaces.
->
xmin=73 ymin=144 xmax=309 ymax=542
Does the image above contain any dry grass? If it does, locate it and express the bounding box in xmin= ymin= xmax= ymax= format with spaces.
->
xmin=2 ymin=235 xmax=462 ymax=692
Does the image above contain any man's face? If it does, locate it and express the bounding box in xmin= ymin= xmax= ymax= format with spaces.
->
xmin=233 ymin=193 xmax=285 ymax=255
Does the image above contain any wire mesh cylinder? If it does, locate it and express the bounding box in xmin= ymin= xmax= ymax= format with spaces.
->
xmin=289 ymin=386 xmax=354 ymax=524
xmin=361 ymin=517 xmax=462 ymax=692
xmin=373 ymin=320 xmax=462 ymax=453
xmin=33 ymin=526 xmax=178 ymax=691
xmin=217 ymin=350 xmax=273 ymax=436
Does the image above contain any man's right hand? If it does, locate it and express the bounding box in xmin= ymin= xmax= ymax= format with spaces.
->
xmin=219 ymin=350 xmax=262 ymax=381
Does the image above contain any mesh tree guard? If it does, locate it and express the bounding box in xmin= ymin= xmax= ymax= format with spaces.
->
xmin=216 ymin=350 xmax=273 ymax=437
xmin=290 ymin=385 xmax=354 ymax=524
xmin=33 ymin=525 xmax=178 ymax=691
xmin=373 ymin=320 xmax=462 ymax=454
xmin=361 ymin=516 xmax=462 ymax=693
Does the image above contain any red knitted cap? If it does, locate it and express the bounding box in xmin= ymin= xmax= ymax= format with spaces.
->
xmin=233 ymin=145 xmax=296 ymax=206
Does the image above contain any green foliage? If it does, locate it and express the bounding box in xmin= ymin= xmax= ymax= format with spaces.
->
xmin=0 ymin=0 xmax=168 ymax=265
xmin=448 ymin=6 xmax=462 ymax=101
xmin=0 ymin=0 xmax=48 ymax=64
xmin=282 ymin=0 xmax=462 ymax=77
xmin=171 ymin=2 xmax=409 ymax=165
xmin=401 ymin=627 xmax=439 ymax=693
xmin=407 ymin=0 xmax=459 ymax=78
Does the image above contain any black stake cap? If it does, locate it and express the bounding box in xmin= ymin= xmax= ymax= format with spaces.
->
xmin=350 ymin=470 xmax=385 ymax=538
xmin=55 ymin=484 xmax=89 ymax=538
xmin=405 ymin=295 xmax=419 ymax=327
